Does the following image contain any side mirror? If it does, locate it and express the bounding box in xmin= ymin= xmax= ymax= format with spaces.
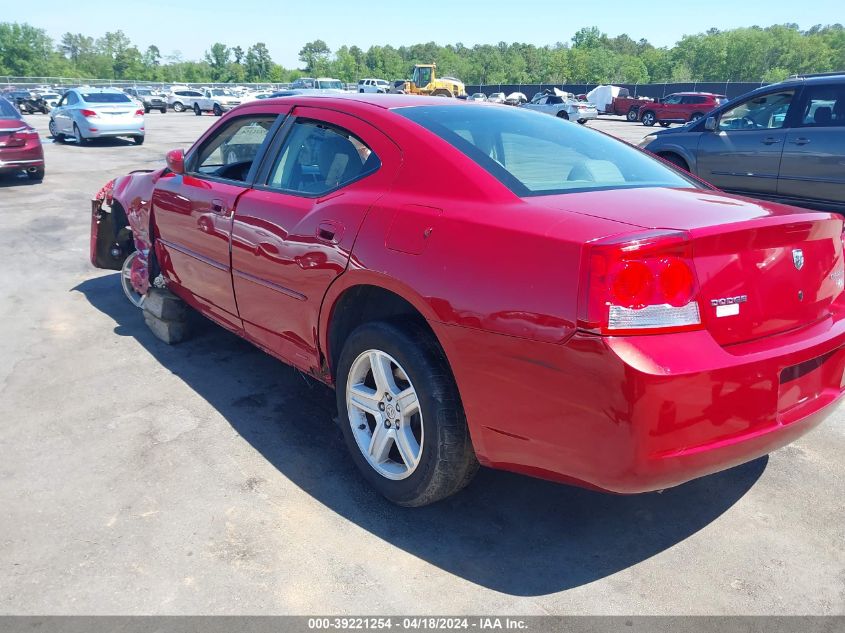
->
xmin=166 ymin=149 xmax=185 ymax=174
xmin=704 ymin=116 xmax=717 ymax=131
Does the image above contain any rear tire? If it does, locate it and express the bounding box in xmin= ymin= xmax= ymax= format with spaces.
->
xmin=556 ymin=111 xmax=569 ymax=120
xmin=194 ymin=103 xmax=202 ymax=116
xmin=659 ymin=121 xmax=671 ymax=127
xmin=641 ymin=111 xmax=656 ymax=126
xmin=173 ymin=101 xmax=184 ymax=112
xmin=73 ymin=123 xmax=89 ymax=145
xmin=132 ymin=135 xmax=144 ymax=145
xmin=336 ymin=320 xmax=478 ymax=507
xmin=626 ymin=108 xmax=639 ymax=122
xmin=144 ymin=106 xmax=150 ymax=114
xmin=689 ymin=112 xmax=704 ymax=123
xmin=212 ymin=103 xmax=223 ymax=116
xmin=160 ymin=107 xmax=167 ymax=114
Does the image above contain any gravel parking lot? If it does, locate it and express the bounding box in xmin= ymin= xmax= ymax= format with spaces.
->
xmin=0 ymin=109 xmax=843 ymax=615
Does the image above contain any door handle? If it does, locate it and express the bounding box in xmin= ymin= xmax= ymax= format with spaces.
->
xmin=761 ymin=137 xmax=780 ymax=145
xmin=791 ymin=137 xmax=811 ymax=145
xmin=210 ymin=198 xmax=228 ymax=216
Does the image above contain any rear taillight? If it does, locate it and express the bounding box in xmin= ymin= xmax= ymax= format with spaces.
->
xmin=134 ymin=109 xmax=144 ymax=117
xmin=578 ymin=230 xmax=702 ymax=335
xmin=6 ymin=129 xmax=38 ymax=147
xmin=80 ymin=109 xmax=98 ymax=118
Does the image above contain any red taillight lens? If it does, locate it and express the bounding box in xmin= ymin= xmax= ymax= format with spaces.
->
xmin=579 ymin=230 xmax=702 ymax=335
xmin=134 ymin=109 xmax=144 ymax=117
xmin=5 ymin=129 xmax=37 ymax=147
xmin=80 ymin=109 xmax=98 ymax=118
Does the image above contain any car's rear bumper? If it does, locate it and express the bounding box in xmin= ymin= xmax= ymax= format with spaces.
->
xmin=80 ymin=118 xmax=144 ymax=137
xmin=434 ymin=306 xmax=845 ymax=493
xmin=0 ymin=145 xmax=45 ymax=171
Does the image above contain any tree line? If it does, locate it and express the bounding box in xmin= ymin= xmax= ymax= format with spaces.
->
xmin=1 ymin=22 xmax=844 ymax=85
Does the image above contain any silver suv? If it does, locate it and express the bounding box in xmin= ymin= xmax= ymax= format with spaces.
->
xmin=167 ymin=89 xmax=204 ymax=112
xmin=640 ymin=72 xmax=845 ymax=214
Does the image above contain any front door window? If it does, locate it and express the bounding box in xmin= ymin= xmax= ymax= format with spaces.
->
xmin=718 ymin=91 xmax=795 ymax=131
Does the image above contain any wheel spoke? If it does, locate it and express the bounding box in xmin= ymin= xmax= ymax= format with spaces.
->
xmin=368 ymin=422 xmax=393 ymax=463
xmin=396 ymin=387 xmax=419 ymax=417
xmin=394 ymin=426 xmax=420 ymax=470
xmin=369 ymin=351 xmax=397 ymax=396
xmin=348 ymin=383 xmax=381 ymax=417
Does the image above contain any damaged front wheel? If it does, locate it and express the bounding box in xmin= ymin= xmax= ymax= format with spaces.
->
xmin=120 ymin=250 xmax=147 ymax=308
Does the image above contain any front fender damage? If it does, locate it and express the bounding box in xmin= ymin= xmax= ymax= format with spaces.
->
xmin=90 ymin=168 xmax=165 ymax=297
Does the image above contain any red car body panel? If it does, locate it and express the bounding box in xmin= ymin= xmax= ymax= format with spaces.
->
xmin=640 ymin=92 xmax=726 ymax=124
xmin=0 ymin=118 xmax=44 ymax=174
xmin=90 ymin=94 xmax=845 ymax=494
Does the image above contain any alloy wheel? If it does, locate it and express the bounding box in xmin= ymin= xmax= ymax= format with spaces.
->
xmin=120 ymin=251 xmax=146 ymax=308
xmin=346 ymin=349 xmax=423 ymax=480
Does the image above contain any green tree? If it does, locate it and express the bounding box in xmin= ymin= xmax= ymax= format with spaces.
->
xmin=299 ymin=39 xmax=331 ymax=74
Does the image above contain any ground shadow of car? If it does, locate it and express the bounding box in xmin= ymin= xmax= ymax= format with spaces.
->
xmin=49 ymin=135 xmax=139 ymax=147
xmin=74 ymin=273 xmax=767 ymax=597
xmin=0 ymin=172 xmax=42 ymax=187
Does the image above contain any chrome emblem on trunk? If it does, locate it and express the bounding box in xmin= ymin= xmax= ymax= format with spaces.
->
xmin=793 ymin=249 xmax=804 ymax=270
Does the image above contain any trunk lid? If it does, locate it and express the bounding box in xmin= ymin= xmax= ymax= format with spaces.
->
xmin=540 ymin=187 xmax=845 ymax=345
xmin=692 ymin=216 xmax=844 ymax=345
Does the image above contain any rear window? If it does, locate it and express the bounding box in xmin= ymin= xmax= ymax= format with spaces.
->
xmin=80 ymin=92 xmax=132 ymax=103
xmin=0 ymin=98 xmax=21 ymax=119
xmin=396 ymin=105 xmax=698 ymax=196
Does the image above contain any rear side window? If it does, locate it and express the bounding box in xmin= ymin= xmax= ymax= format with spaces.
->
xmin=798 ymin=85 xmax=845 ymax=127
xmin=397 ymin=105 xmax=697 ymax=196
xmin=266 ymin=120 xmax=380 ymax=195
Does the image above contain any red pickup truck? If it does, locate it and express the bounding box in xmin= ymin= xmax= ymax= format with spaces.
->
xmin=639 ymin=92 xmax=728 ymax=126
xmin=607 ymin=93 xmax=655 ymax=121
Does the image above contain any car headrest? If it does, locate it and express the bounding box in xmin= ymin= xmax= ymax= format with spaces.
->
xmin=814 ymin=106 xmax=833 ymax=125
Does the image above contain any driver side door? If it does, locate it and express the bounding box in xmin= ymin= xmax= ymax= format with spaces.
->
xmin=151 ymin=112 xmax=285 ymax=330
xmin=696 ymin=89 xmax=796 ymax=195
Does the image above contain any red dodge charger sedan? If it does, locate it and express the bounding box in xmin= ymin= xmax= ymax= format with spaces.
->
xmin=90 ymin=94 xmax=845 ymax=506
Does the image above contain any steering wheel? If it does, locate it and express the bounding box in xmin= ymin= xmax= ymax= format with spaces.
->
xmin=739 ymin=116 xmax=757 ymax=130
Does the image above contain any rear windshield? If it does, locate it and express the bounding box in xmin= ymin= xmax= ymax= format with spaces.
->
xmin=316 ymin=80 xmax=344 ymax=90
xmin=396 ymin=105 xmax=699 ymax=196
xmin=0 ymin=98 xmax=21 ymax=119
xmin=80 ymin=92 xmax=132 ymax=103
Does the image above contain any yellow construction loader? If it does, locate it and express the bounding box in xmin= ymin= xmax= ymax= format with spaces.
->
xmin=391 ymin=64 xmax=467 ymax=98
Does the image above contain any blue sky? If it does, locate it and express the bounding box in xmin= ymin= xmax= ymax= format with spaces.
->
xmin=5 ymin=0 xmax=841 ymax=67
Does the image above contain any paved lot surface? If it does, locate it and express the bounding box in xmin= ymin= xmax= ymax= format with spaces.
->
xmin=0 ymin=109 xmax=843 ymax=615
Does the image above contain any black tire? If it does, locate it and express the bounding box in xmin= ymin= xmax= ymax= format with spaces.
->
xmin=132 ymin=135 xmax=144 ymax=145
xmin=359 ymin=89 xmax=365 ymax=93
xmin=212 ymin=103 xmax=223 ymax=116
xmin=27 ymin=167 xmax=44 ymax=181
xmin=144 ymin=106 xmax=150 ymax=114
xmin=626 ymin=107 xmax=639 ymax=122
xmin=577 ymin=119 xmax=587 ymax=124
xmin=49 ymin=119 xmax=63 ymax=142
xmin=336 ymin=320 xmax=478 ymax=507
xmin=556 ymin=111 xmax=569 ymax=120
xmin=173 ymin=101 xmax=184 ymax=112
xmin=659 ymin=121 xmax=671 ymax=127
xmin=689 ymin=112 xmax=704 ymax=123
xmin=660 ymin=153 xmax=689 ymax=171
xmin=641 ymin=110 xmax=656 ymax=126
xmin=73 ymin=124 xmax=89 ymax=145
xmin=160 ymin=107 xmax=167 ymax=114
xmin=194 ymin=103 xmax=202 ymax=116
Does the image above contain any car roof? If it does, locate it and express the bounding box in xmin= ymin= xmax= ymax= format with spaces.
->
xmin=668 ymin=92 xmax=725 ymax=97
xmin=73 ymin=87 xmax=124 ymax=93
xmin=254 ymin=93 xmax=468 ymax=110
